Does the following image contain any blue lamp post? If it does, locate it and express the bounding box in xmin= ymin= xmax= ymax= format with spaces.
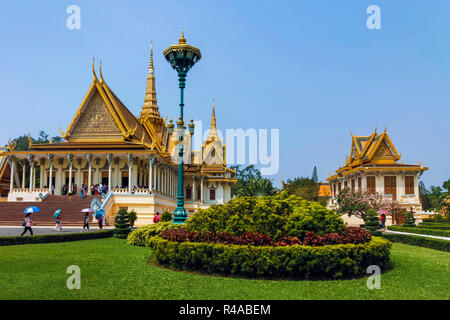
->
xmin=163 ymin=31 xmax=201 ymax=224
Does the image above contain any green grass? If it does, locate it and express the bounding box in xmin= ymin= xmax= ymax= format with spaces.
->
xmin=0 ymin=238 xmax=449 ymax=300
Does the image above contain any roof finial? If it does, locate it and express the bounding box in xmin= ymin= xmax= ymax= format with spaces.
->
xmin=99 ymin=60 xmax=104 ymax=83
xmin=92 ymin=57 xmax=98 ymax=80
xmin=384 ymin=124 xmax=387 ymax=133
xmin=148 ymin=41 xmax=154 ymax=75
xmin=179 ymin=29 xmax=186 ymax=44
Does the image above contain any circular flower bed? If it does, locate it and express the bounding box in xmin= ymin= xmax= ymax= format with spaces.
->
xmin=128 ymin=194 xmax=392 ymax=279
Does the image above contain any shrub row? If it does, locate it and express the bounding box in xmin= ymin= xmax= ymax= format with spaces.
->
xmin=149 ymin=236 xmax=391 ymax=279
xmin=160 ymin=229 xmax=273 ymax=246
xmin=126 ymin=222 xmax=183 ymax=247
xmin=417 ymin=224 xmax=450 ymax=230
xmin=159 ymin=227 xmax=372 ymax=247
xmin=0 ymin=230 xmax=113 ymax=246
xmin=381 ymin=233 xmax=450 ymax=252
xmin=421 ymin=218 xmax=450 ymax=223
xmin=302 ymin=227 xmax=371 ymax=246
xmin=387 ymin=226 xmax=450 ymax=238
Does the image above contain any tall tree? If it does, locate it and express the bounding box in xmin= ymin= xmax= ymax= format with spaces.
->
xmin=312 ymin=166 xmax=318 ymax=183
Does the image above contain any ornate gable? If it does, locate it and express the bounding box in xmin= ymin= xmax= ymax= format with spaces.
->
xmin=70 ymin=90 xmax=123 ymax=141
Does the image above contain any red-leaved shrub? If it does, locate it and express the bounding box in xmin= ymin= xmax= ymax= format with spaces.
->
xmin=159 ymin=227 xmax=371 ymax=247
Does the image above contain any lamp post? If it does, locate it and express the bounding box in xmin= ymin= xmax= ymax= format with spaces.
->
xmin=164 ymin=31 xmax=201 ymax=224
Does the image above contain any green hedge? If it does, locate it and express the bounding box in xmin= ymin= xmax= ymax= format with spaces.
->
xmin=127 ymin=222 xmax=183 ymax=247
xmin=387 ymin=226 xmax=450 ymax=237
xmin=417 ymin=224 xmax=450 ymax=230
xmin=421 ymin=219 xmax=450 ymax=223
xmin=149 ymin=236 xmax=391 ymax=279
xmin=0 ymin=230 xmax=113 ymax=246
xmin=381 ymin=233 xmax=450 ymax=252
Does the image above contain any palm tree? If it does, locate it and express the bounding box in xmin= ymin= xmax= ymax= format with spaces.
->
xmin=236 ymin=178 xmax=275 ymax=197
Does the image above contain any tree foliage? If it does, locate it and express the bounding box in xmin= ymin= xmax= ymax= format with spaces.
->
xmin=230 ymin=165 xmax=276 ymax=198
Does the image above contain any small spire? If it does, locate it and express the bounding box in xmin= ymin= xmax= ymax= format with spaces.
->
xmin=148 ymin=41 xmax=154 ymax=75
xmin=179 ymin=30 xmax=186 ymax=44
xmin=211 ymin=97 xmax=216 ymax=129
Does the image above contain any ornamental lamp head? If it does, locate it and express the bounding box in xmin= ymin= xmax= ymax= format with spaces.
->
xmin=188 ymin=118 xmax=195 ymax=135
xmin=163 ymin=31 xmax=201 ymax=75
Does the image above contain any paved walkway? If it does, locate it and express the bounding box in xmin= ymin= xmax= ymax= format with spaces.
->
xmin=384 ymin=230 xmax=450 ymax=241
xmin=0 ymin=226 xmax=112 ymax=237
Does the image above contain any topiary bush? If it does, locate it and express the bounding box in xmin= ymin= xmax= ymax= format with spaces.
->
xmin=186 ymin=194 xmax=345 ymax=241
xmin=403 ymin=211 xmax=416 ymax=227
xmin=161 ymin=211 xmax=172 ymax=222
xmin=128 ymin=209 xmax=137 ymax=228
xmin=149 ymin=236 xmax=391 ymax=279
xmin=127 ymin=222 xmax=183 ymax=246
xmin=114 ymin=208 xmax=131 ymax=239
xmin=364 ymin=209 xmax=381 ymax=234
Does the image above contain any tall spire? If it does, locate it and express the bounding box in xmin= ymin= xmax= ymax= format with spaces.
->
xmin=148 ymin=41 xmax=154 ymax=75
xmin=211 ymin=97 xmax=216 ymax=130
xmin=206 ymin=97 xmax=220 ymax=144
xmin=138 ymin=41 xmax=164 ymax=138
xmin=140 ymin=41 xmax=161 ymax=120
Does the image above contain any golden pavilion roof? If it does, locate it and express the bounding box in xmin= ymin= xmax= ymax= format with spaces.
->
xmin=327 ymin=129 xmax=428 ymax=181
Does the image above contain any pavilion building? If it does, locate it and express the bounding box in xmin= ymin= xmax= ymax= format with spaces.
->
xmin=327 ymin=129 xmax=428 ymax=217
xmin=3 ymin=42 xmax=236 ymax=226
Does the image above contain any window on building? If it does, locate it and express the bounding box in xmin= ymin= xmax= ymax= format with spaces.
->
xmin=358 ymin=177 xmax=362 ymax=190
xmin=338 ymin=183 xmax=342 ymax=193
xmin=185 ymin=187 xmax=192 ymax=200
xmin=351 ymin=179 xmax=355 ymax=191
xmin=384 ymin=176 xmax=397 ymax=201
xmin=367 ymin=176 xmax=376 ymax=194
xmin=333 ymin=184 xmax=336 ymax=197
xmin=405 ymin=176 xmax=415 ymax=195
xmin=197 ymin=187 xmax=201 ymax=201
xmin=344 ymin=181 xmax=348 ymax=189
xmin=209 ymin=188 xmax=216 ymax=201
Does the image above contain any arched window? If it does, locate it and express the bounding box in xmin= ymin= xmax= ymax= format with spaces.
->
xmin=209 ymin=188 xmax=216 ymax=201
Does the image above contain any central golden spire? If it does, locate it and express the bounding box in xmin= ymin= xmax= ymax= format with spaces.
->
xmin=138 ymin=41 xmax=164 ymax=136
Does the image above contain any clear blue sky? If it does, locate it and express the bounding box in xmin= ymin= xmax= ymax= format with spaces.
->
xmin=0 ymin=1 xmax=449 ymax=188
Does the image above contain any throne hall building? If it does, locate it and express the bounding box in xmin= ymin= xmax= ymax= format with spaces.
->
xmin=327 ymin=129 xmax=428 ymax=215
xmin=2 ymin=44 xmax=236 ymax=226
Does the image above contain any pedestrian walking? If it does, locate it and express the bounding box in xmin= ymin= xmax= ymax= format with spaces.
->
xmin=21 ymin=214 xmax=34 ymax=236
xmin=82 ymin=212 xmax=90 ymax=232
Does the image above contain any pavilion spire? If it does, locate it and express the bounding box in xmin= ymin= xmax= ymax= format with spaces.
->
xmin=206 ymin=97 xmax=220 ymax=143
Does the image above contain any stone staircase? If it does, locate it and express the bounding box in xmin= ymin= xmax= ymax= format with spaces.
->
xmin=0 ymin=195 xmax=104 ymax=226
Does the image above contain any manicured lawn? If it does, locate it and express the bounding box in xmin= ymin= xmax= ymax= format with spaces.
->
xmin=0 ymin=238 xmax=449 ymax=300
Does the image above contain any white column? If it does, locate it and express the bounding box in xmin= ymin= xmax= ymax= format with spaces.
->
xmin=149 ymin=155 xmax=154 ymax=193
xmin=107 ymin=153 xmax=113 ymax=191
xmin=27 ymin=155 xmax=34 ymax=191
xmin=7 ymin=156 xmax=15 ymax=192
xmin=67 ymin=154 xmax=73 ymax=193
xmin=87 ymin=154 xmax=92 ymax=192
xmin=127 ymin=153 xmax=133 ymax=193
xmin=200 ymin=176 xmax=204 ymax=203
xmin=48 ymin=154 xmax=54 ymax=194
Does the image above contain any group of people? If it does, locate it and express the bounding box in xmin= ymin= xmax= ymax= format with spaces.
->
xmin=20 ymin=211 xmax=105 ymax=236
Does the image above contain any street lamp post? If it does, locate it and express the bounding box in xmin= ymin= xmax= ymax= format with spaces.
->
xmin=163 ymin=31 xmax=201 ymax=224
